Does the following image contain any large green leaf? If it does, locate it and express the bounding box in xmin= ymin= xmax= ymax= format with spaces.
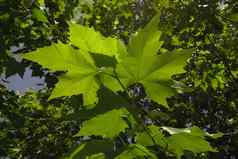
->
xmin=167 ymin=133 xmax=217 ymax=158
xmin=114 ymin=144 xmax=157 ymax=159
xmin=116 ymin=14 xmax=193 ymax=106
xmin=136 ymin=126 xmax=219 ymax=158
xmin=23 ymin=42 xmax=100 ymax=105
xmin=23 ymin=23 xmax=127 ymax=105
xmin=75 ymin=108 xmax=130 ymax=139
xmin=162 ymin=126 xmax=218 ymax=158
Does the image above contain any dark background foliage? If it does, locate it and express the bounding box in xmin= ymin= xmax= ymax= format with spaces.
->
xmin=0 ymin=0 xmax=238 ymax=158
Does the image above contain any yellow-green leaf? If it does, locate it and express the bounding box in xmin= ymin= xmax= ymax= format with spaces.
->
xmin=75 ymin=108 xmax=130 ymax=139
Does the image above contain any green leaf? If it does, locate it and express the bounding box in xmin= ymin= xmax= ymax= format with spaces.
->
xmin=32 ymin=8 xmax=48 ymax=22
xmin=116 ymin=14 xmax=192 ymax=106
xmin=75 ymin=87 xmax=130 ymax=120
xmin=167 ymin=133 xmax=217 ymax=158
xmin=116 ymin=13 xmax=193 ymax=106
xmin=23 ymin=43 xmax=100 ymax=105
xmin=64 ymin=140 xmax=114 ymax=159
xmin=75 ymin=108 xmax=130 ymax=139
xmin=49 ymin=70 xmax=100 ymax=105
xmin=91 ymin=53 xmax=117 ymax=68
xmin=23 ymin=43 xmax=96 ymax=71
xmin=135 ymin=125 xmax=167 ymax=147
xmin=128 ymin=13 xmax=162 ymax=57
xmin=114 ymin=144 xmax=157 ymax=159
xmin=99 ymin=67 xmax=123 ymax=91
xmin=161 ymin=126 xmax=218 ymax=158
xmin=69 ymin=23 xmax=127 ymax=60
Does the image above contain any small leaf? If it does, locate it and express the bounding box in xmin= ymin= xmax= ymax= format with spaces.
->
xmin=75 ymin=108 xmax=130 ymax=139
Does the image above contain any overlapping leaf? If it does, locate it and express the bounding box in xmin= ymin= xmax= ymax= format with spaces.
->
xmin=23 ymin=23 xmax=127 ymax=105
xmin=75 ymin=108 xmax=130 ymax=139
xmin=115 ymin=13 xmax=193 ymax=106
xmin=167 ymin=133 xmax=216 ymax=158
xmin=162 ymin=126 xmax=219 ymax=158
xmin=70 ymin=23 xmax=127 ymax=60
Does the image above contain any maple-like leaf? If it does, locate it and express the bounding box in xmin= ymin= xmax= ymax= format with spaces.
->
xmin=116 ymin=13 xmax=193 ymax=106
xmin=167 ymin=133 xmax=216 ymax=158
xmin=23 ymin=23 xmax=127 ymax=105
xmin=23 ymin=42 xmax=100 ymax=105
xmin=162 ymin=126 xmax=219 ymax=158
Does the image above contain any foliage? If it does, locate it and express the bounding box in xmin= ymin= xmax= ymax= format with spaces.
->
xmin=0 ymin=0 xmax=77 ymax=81
xmin=22 ymin=14 xmax=222 ymax=159
xmin=1 ymin=0 xmax=238 ymax=159
xmin=0 ymin=86 xmax=82 ymax=158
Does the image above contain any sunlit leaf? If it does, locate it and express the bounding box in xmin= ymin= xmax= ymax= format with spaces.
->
xmin=23 ymin=43 xmax=100 ymax=105
xmin=116 ymin=13 xmax=193 ymax=106
xmin=75 ymin=108 xmax=130 ymax=139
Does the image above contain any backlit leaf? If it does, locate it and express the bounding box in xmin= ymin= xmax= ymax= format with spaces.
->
xmin=69 ymin=23 xmax=127 ymax=60
xmin=116 ymin=13 xmax=193 ymax=106
xmin=167 ymin=133 xmax=216 ymax=158
xmin=75 ymin=108 xmax=130 ymax=139
xmin=162 ymin=126 xmax=218 ymax=158
xmin=23 ymin=43 xmax=100 ymax=105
